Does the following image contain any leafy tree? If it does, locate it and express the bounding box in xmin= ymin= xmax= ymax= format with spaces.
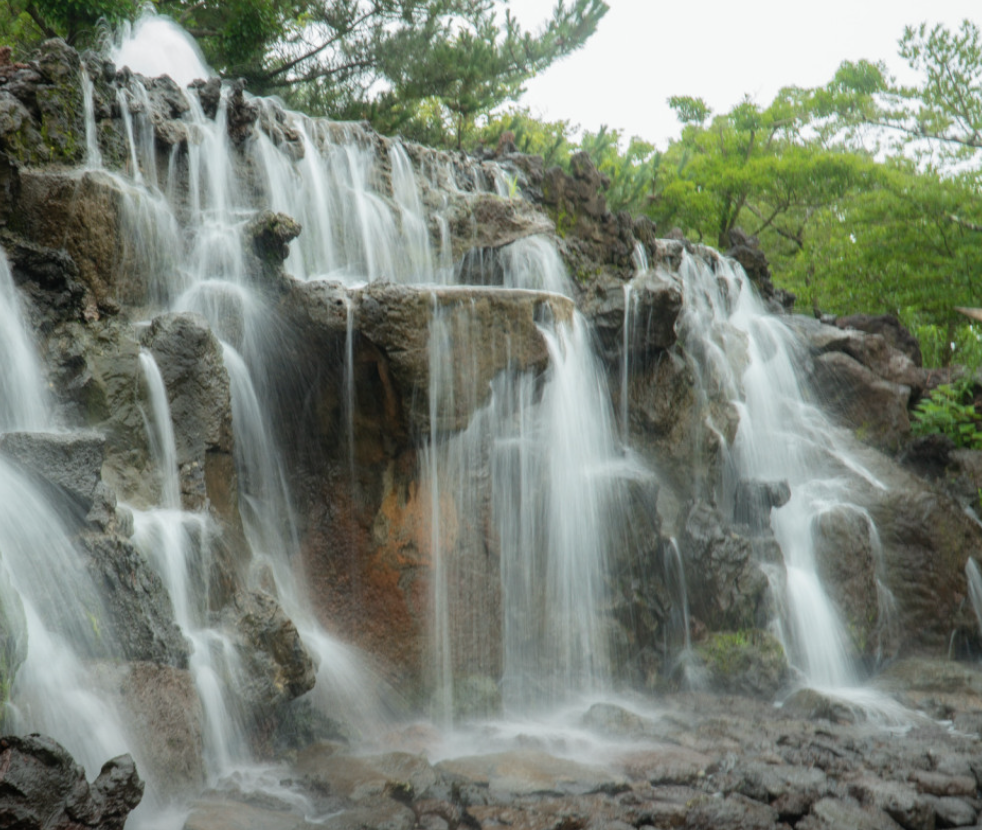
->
xmin=2 ymin=0 xmax=138 ymax=46
xmin=1 ymin=0 xmax=608 ymax=150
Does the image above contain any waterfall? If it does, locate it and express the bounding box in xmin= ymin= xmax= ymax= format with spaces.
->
xmin=0 ymin=252 xmax=133 ymax=776
xmin=3 ymin=16 xmax=940 ymax=825
xmin=0 ymin=252 xmax=49 ymax=431
xmin=676 ymin=250 xmax=873 ymax=688
xmin=968 ymin=558 xmax=982 ymax=641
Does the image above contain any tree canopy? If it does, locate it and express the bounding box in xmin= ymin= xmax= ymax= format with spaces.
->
xmin=1 ymin=0 xmax=607 ymax=147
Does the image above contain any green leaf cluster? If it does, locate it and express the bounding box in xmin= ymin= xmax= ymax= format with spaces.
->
xmin=911 ymin=379 xmax=982 ymax=449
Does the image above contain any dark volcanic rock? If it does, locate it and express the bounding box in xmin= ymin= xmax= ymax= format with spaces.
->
xmin=733 ymin=479 xmax=790 ymax=533
xmin=222 ymin=590 xmax=316 ymax=707
xmin=0 ymin=734 xmax=143 ymax=830
xmin=0 ymin=431 xmax=105 ymax=514
xmin=679 ymin=500 xmax=774 ymax=632
xmin=836 ymin=313 xmax=922 ymax=367
xmin=811 ymin=351 xmax=911 ymax=451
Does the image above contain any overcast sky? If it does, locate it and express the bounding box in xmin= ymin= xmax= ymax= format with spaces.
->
xmin=510 ymin=1 xmax=980 ymax=147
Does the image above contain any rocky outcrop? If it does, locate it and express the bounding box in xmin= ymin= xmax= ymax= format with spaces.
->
xmin=0 ymin=734 xmax=143 ymax=829
xmin=222 ymin=590 xmax=316 ymax=708
xmin=725 ymin=227 xmax=795 ymax=313
xmin=790 ymin=315 xmax=928 ymax=451
xmin=141 ymin=312 xmax=235 ymax=512
xmin=95 ymin=661 xmax=204 ymax=797
xmin=0 ymin=431 xmax=188 ymax=667
xmin=678 ymin=500 xmax=776 ymax=633
xmin=811 ymin=506 xmax=882 ymax=660
xmin=11 ymin=169 xmax=125 ymax=316
xmin=579 ymin=266 xmax=683 ymax=364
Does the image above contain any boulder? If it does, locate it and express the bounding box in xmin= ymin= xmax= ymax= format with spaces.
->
xmin=578 ymin=267 xmax=682 ymax=364
xmin=43 ymin=319 xmax=153 ymax=505
xmin=12 ymin=169 xmax=125 ymax=315
xmin=733 ymin=479 xmax=791 ymax=533
xmin=726 ymin=226 xmax=795 ymax=313
xmin=0 ymin=734 xmax=143 ymax=830
xmin=678 ymin=500 xmax=774 ymax=632
xmin=0 ymin=431 xmax=105 ymax=516
xmin=283 ymin=280 xmax=574 ymax=437
xmin=95 ymin=661 xmax=204 ymax=797
xmin=78 ymin=531 xmax=188 ymax=667
xmin=694 ymin=629 xmax=790 ymax=698
xmin=443 ymin=193 xmax=555 ymax=263
xmin=222 ymin=590 xmax=316 ymax=708
xmin=141 ymin=312 xmax=235 ymax=511
xmin=811 ymin=506 xmax=880 ymax=659
xmin=811 ymin=351 xmax=911 ymax=451
xmin=836 ymin=313 xmax=923 ymax=367
xmin=435 ymin=749 xmax=627 ymax=798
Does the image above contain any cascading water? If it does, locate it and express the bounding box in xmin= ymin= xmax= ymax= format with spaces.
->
xmin=0 ymin=251 xmax=137 ymax=779
xmin=675 ymin=250 xmax=882 ymax=689
xmin=2 ymin=12 xmax=938 ymax=824
xmin=968 ymin=558 xmax=982 ymax=642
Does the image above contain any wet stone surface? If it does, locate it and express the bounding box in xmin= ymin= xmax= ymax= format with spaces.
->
xmin=182 ymin=669 xmax=982 ymax=830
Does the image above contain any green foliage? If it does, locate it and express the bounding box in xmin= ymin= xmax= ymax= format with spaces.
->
xmin=580 ymin=126 xmax=659 ymax=215
xmin=911 ymin=378 xmax=982 ymax=448
xmin=913 ymin=323 xmax=982 ymax=369
xmin=2 ymin=0 xmax=139 ymax=46
xmin=275 ymin=0 xmax=608 ymax=148
xmin=475 ymin=106 xmax=575 ymax=168
xmin=0 ymin=0 xmax=608 ymax=150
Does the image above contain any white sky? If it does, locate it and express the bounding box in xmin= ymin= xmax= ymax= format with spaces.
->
xmin=511 ymin=1 xmax=981 ymax=147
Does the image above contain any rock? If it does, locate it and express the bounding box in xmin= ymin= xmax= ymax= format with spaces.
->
xmin=618 ymin=745 xmax=716 ymax=786
xmin=295 ymin=744 xmax=438 ymax=802
xmin=436 ymin=750 xmax=627 ymax=798
xmin=908 ymin=770 xmax=978 ymax=798
xmin=925 ymin=795 xmax=976 ymax=827
xmin=43 ymin=319 xmax=153 ymax=504
xmin=185 ymin=798 xmax=326 ymax=830
xmin=781 ymin=688 xmax=863 ymax=723
xmin=320 ymin=801 xmax=416 ymax=830
xmin=678 ymin=501 xmax=774 ymax=632
xmin=141 ymin=312 xmax=235 ymax=512
xmin=682 ymin=793 xmax=779 ymax=830
xmin=0 ymin=734 xmax=143 ymax=830
xmin=445 ymin=194 xmax=555 ymax=264
xmin=247 ymin=210 xmax=301 ymax=267
xmin=578 ymin=268 xmax=683 ymax=365
xmin=12 ymin=169 xmax=125 ymax=314
xmin=1 ymin=230 xmax=87 ymax=333
xmin=811 ymin=351 xmax=911 ymax=451
xmin=223 ymin=590 xmax=316 ymax=708
xmin=874 ymin=658 xmax=982 ymax=700
xmin=79 ymin=531 xmax=189 ymax=667
xmin=726 ymin=226 xmax=794 ymax=314
xmin=848 ymin=776 xmax=936 ymax=830
xmin=836 ymin=314 xmax=923 ymax=367
xmin=581 ymin=703 xmax=662 ymax=740
xmin=736 ymin=762 xmax=829 ymax=811
xmin=0 ymin=431 xmax=105 ymax=516
xmin=733 ymin=479 xmax=790 ymax=533
xmin=811 ymin=506 xmax=879 ymax=659
xmin=95 ymin=661 xmax=204 ymax=797
xmin=799 ymin=797 xmax=905 ymax=830
xmin=694 ymin=630 xmax=790 ymax=698
xmin=189 ymin=77 xmax=221 ymax=119
xmin=282 ymin=280 xmax=574 ymax=438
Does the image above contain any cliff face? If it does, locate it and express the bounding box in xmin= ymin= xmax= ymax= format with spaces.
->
xmin=1 ymin=35 xmax=982 ymax=819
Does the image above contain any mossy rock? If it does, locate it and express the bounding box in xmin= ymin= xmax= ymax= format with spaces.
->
xmin=694 ymin=629 xmax=789 ymax=699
